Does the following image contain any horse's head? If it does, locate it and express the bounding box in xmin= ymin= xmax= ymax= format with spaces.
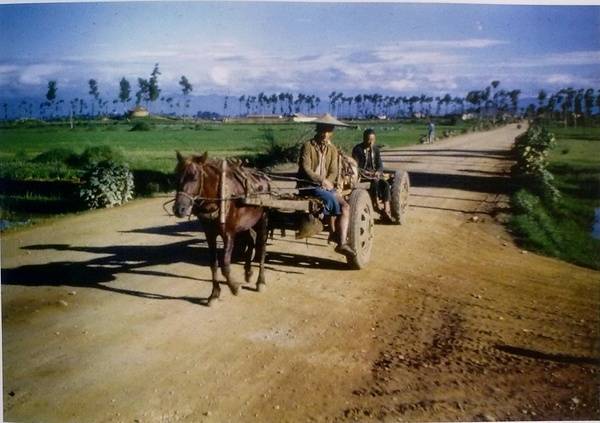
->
xmin=173 ymin=150 xmax=216 ymax=218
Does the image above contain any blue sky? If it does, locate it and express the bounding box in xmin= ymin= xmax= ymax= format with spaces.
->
xmin=0 ymin=1 xmax=599 ymax=101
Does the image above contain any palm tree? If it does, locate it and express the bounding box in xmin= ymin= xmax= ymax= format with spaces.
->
xmin=178 ymin=75 xmax=193 ymax=117
xmin=508 ymin=89 xmax=521 ymax=116
xmin=88 ymin=79 xmax=100 ymax=117
xmin=583 ymin=88 xmax=595 ymax=118
xmin=537 ymin=89 xmax=547 ymax=113
xmin=466 ymin=90 xmax=480 ymax=115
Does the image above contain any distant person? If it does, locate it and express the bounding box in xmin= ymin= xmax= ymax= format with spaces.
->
xmin=352 ymin=128 xmax=392 ymax=221
xmin=427 ymin=119 xmax=436 ymax=144
xmin=297 ymin=114 xmax=355 ymax=257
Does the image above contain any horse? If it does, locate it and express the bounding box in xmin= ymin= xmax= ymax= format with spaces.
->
xmin=173 ymin=151 xmax=270 ymax=306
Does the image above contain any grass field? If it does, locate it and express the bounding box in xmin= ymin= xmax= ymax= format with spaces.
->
xmin=0 ymin=119 xmax=466 ymax=173
xmin=0 ymin=117 xmax=482 ymax=227
xmin=509 ymin=123 xmax=600 ymax=269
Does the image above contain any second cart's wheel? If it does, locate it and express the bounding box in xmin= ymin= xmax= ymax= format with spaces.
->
xmin=390 ymin=170 xmax=410 ymax=225
xmin=347 ymin=189 xmax=375 ymax=269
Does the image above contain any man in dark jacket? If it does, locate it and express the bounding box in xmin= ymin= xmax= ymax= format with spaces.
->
xmin=352 ymin=128 xmax=392 ymax=221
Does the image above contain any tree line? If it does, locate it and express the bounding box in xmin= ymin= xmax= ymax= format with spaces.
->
xmin=2 ymin=65 xmax=599 ymax=124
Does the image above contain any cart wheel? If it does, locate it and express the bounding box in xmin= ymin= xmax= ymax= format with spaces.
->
xmin=347 ymin=189 xmax=374 ymax=269
xmin=391 ymin=170 xmax=410 ymax=225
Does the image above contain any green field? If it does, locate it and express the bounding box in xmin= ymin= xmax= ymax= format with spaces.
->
xmin=0 ymin=117 xmax=473 ymax=226
xmin=510 ymin=123 xmax=600 ymax=269
xmin=0 ymin=119 xmax=466 ymax=173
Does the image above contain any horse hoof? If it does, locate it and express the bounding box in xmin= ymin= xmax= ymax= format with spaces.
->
xmin=257 ymin=282 xmax=265 ymax=292
xmin=244 ymin=271 xmax=254 ymax=283
xmin=229 ymin=283 xmax=240 ymax=296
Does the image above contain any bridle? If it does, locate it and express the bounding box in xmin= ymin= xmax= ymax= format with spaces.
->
xmin=174 ymin=164 xmax=218 ymax=220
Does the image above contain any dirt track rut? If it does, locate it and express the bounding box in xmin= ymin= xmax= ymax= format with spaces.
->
xmin=2 ymin=123 xmax=599 ymax=422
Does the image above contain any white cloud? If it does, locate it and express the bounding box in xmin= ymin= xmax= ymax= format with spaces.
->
xmin=209 ymin=66 xmax=231 ymax=86
xmin=0 ymin=38 xmax=595 ymax=99
xmin=18 ymin=64 xmax=66 ymax=85
xmin=507 ymin=50 xmax=600 ymax=67
xmin=392 ymin=38 xmax=506 ymax=49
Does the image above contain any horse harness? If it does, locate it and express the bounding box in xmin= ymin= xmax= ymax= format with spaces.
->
xmin=176 ymin=159 xmax=269 ymax=222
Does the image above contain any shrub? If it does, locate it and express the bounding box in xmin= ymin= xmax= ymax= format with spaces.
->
xmin=130 ymin=121 xmax=151 ymax=131
xmin=511 ymin=189 xmax=539 ymax=215
xmin=32 ymin=148 xmax=79 ymax=165
xmin=78 ymin=145 xmax=125 ymax=167
xmin=248 ymin=128 xmax=302 ymax=168
xmin=512 ymin=125 xmax=559 ymax=203
xmin=79 ymin=160 xmax=134 ymax=209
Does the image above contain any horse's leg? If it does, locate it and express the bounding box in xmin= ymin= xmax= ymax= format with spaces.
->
xmin=244 ymin=228 xmax=257 ymax=283
xmin=205 ymin=228 xmax=220 ymax=306
xmin=256 ymin=212 xmax=268 ymax=291
xmin=221 ymin=232 xmax=240 ymax=296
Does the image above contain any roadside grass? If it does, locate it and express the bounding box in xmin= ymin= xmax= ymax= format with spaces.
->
xmin=509 ymin=124 xmax=600 ymax=269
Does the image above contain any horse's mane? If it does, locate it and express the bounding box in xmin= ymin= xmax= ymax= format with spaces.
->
xmin=178 ymin=154 xmax=269 ymax=194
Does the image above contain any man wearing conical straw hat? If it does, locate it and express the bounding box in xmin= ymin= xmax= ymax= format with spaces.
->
xmin=297 ymin=114 xmax=355 ymax=257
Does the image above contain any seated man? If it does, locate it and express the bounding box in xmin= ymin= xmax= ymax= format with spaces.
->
xmin=297 ymin=115 xmax=355 ymax=257
xmin=352 ymin=128 xmax=392 ymax=221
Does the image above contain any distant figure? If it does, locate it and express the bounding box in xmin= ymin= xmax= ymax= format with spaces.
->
xmin=352 ymin=129 xmax=392 ymax=222
xmin=427 ymin=119 xmax=435 ymax=144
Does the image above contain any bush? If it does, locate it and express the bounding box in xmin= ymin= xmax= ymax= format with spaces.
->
xmin=511 ymin=189 xmax=540 ymax=215
xmin=79 ymin=160 xmax=134 ymax=209
xmin=130 ymin=121 xmax=151 ymax=131
xmin=512 ymin=125 xmax=559 ymax=203
xmin=78 ymin=145 xmax=125 ymax=167
xmin=247 ymin=127 xmax=302 ymax=168
xmin=32 ymin=148 xmax=79 ymax=165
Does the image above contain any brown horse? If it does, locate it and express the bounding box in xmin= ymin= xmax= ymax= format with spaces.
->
xmin=173 ymin=151 xmax=270 ymax=306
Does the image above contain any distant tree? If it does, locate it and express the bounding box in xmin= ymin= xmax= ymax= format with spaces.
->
xmin=328 ymin=91 xmax=339 ymax=114
xmin=136 ymin=78 xmax=149 ymax=105
xmin=238 ymin=95 xmax=245 ymax=116
xmin=46 ymin=80 xmax=57 ymax=118
xmin=119 ymin=77 xmax=131 ymax=112
xmin=179 ymin=75 xmax=193 ymax=96
xmin=147 ymin=63 xmax=161 ymax=111
xmin=572 ymin=88 xmax=585 ymax=127
xmin=583 ymin=88 xmax=595 ymax=117
xmin=46 ymin=80 xmax=57 ymax=103
xmin=508 ymin=89 xmax=521 ymax=116
xmin=88 ymin=79 xmax=100 ymax=116
xmin=537 ymin=89 xmax=547 ymax=114
xmin=466 ymin=91 xmax=480 ymax=114
xmin=179 ymin=75 xmax=193 ymax=117
xmin=479 ymin=86 xmax=490 ymax=117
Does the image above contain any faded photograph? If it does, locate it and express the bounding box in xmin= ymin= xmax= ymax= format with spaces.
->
xmin=1 ymin=1 xmax=599 ymax=422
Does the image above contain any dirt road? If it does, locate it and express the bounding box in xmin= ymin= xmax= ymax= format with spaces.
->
xmin=2 ymin=123 xmax=599 ymax=422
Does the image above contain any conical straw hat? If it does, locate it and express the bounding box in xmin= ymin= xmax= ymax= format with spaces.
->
xmin=309 ymin=113 xmax=352 ymax=128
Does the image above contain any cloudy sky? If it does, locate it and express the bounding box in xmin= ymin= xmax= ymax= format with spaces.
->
xmin=0 ymin=1 xmax=599 ymax=101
